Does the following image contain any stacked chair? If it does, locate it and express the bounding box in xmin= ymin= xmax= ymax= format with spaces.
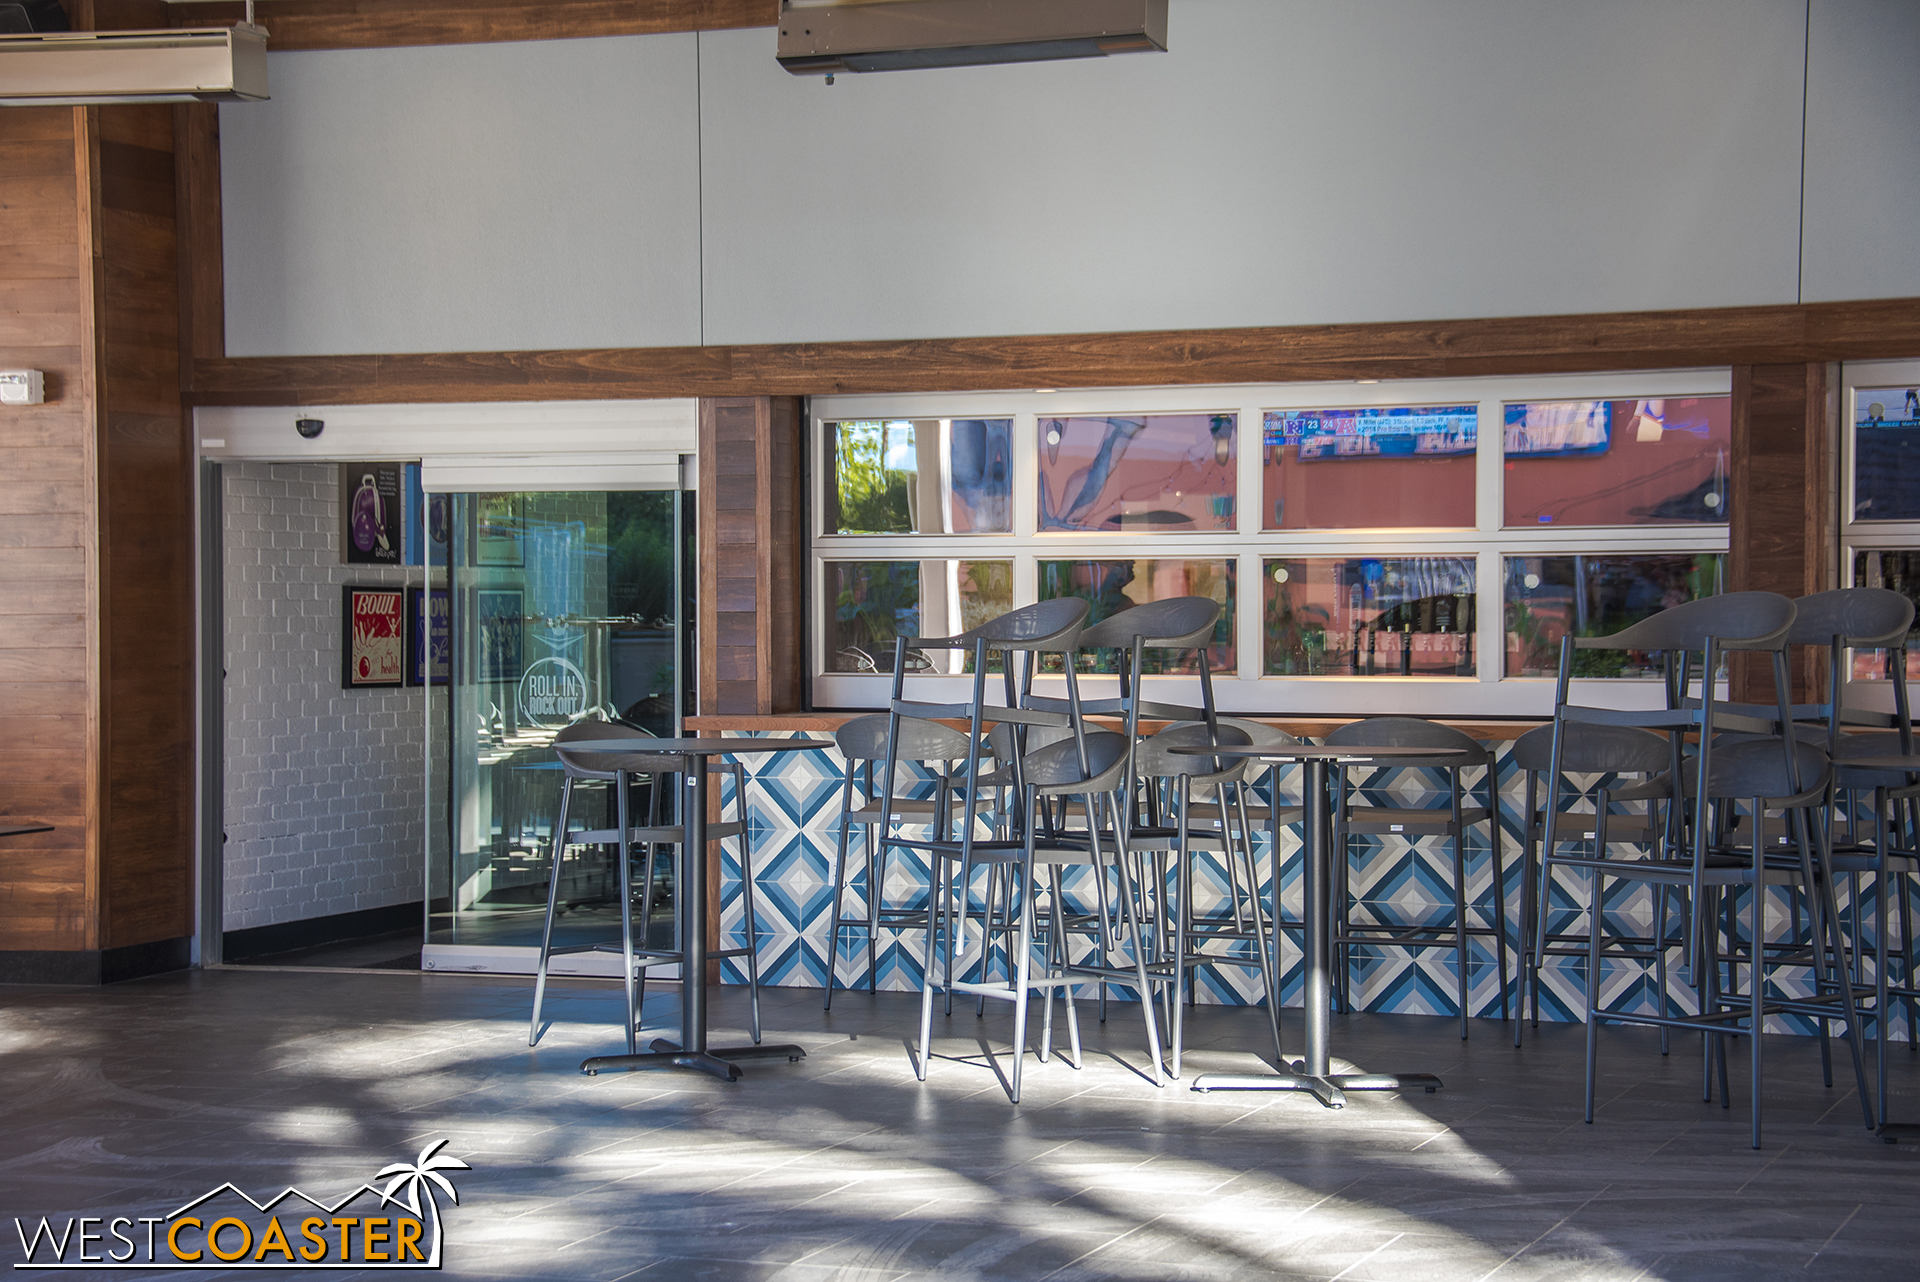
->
xmin=1532 ymin=591 xmax=1872 ymax=1147
xmin=528 ymin=719 xmax=766 ymax=1052
xmin=873 ymin=598 xmax=1169 ymax=1102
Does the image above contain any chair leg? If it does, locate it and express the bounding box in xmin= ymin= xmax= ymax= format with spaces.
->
xmin=1009 ymin=857 xmax=1036 ymax=1104
xmin=528 ymin=777 xmax=574 ymax=1047
xmin=825 ymin=774 xmax=857 ymax=1010
xmin=731 ymin=764 xmax=763 ymax=1045
xmin=1584 ymin=863 xmax=1603 ymax=1124
xmin=1452 ymin=823 xmax=1471 ymax=1041
xmin=1749 ymin=799 xmax=1766 ymax=1150
xmin=1170 ymin=777 xmax=1192 ymax=1080
xmin=614 ymin=771 xmax=639 ymax=1057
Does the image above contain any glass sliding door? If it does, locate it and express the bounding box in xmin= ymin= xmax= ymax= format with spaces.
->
xmin=428 ymin=489 xmax=689 ymax=964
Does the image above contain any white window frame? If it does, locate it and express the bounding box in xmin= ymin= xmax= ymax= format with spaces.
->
xmin=811 ymin=369 xmax=1732 ymax=717
xmin=1839 ymin=358 xmax=1920 ymax=716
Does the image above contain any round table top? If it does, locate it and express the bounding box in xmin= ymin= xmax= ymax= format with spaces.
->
xmin=1169 ymin=744 xmax=1470 ymax=763
xmin=1838 ymin=754 xmax=1920 ymax=773
xmin=556 ymin=737 xmax=835 ymax=755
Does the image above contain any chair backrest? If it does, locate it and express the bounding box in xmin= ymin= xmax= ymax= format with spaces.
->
xmin=1787 ymin=587 xmax=1915 ymax=649
xmin=1324 ymin=716 xmax=1486 ymax=768
xmin=835 ymin=713 xmax=972 ymax=764
xmin=1577 ymin=591 xmax=1796 ymax=654
xmin=1513 ymin=722 xmax=1668 ymax=774
xmin=952 ymin=598 xmax=1090 ymax=653
xmin=1076 ymin=596 xmax=1221 ymax=651
xmin=552 ymin=718 xmax=673 ymax=778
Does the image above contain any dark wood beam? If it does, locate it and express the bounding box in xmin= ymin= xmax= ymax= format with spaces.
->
xmin=190 ymin=296 xmax=1920 ymax=407
xmin=169 ymin=0 xmax=776 ymax=51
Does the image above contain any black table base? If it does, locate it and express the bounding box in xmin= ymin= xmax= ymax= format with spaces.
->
xmin=580 ymin=1038 xmax=808 ymax=1081
xmin=1194 ymin=1062 xmax=1443 ymax=1108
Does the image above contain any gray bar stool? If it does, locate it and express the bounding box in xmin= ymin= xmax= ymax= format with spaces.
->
xmin=824 ymin=713 xmax=982 ymax=1008
xmin=1133 ymin=717 xmax=1287 ymax=1076
xmin=1324 ymin=717 xmax=1507 ymax=1039
xmin=528 ymin=720 xmax=764 ymax=1053
xmin=1515 ymin=721 xmax=1674 ymax=1046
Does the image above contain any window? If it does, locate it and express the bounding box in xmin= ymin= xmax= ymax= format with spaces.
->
xmin=828 ymin=419 xmax=1012 ymax=534
xmin=813 ymin=372 xmax=1731 ymax=715
xmin=1843 ymin=362 xmax=1920 ymax=698
xmin=1503 ymin=553 xmax=1726 ymax=678
xmin=1264 ymin=556 xmax=1476 ymax=677
xmin=1038 ymin=558 xmax=1236 ymax=674
xmin=1263 ymin=406 xmax=1477 ymax=530
xmin=1038 ymin=414 xmax=1236 ymax=532
xmin=1503 ymin=396 xmax=1730 ymax=528
xmin=823 ymin=559 xmax=1013 ymax=674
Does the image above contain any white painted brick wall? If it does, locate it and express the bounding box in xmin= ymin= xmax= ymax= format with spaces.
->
xmin=222 ymin=462 xmax=426 ymax=932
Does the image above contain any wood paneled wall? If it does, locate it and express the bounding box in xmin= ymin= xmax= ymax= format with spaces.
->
xmin=697 ymin=396 xmax=803 ymax=717
xmin=0 ymin=108 xmax=96 ymax=954
xmin=1729 ymin=362 xmax=1838 ymax=704
xmin=0 ymin=103 xmax=193 ymax=977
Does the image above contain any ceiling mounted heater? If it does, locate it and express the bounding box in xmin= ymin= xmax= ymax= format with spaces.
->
xmin=0 ymin=23 xmax=268 ymax=106
xmin=777 ymin=0 xmax=1167 ymax=76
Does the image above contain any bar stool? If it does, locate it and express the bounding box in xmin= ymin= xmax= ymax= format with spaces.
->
xmin=1541 ymin=591 xmax=1871 ymax=1145
xmin=528 ymin=720 xmax=765 ymax=1052
xmin=1515 ymin=721 xmax=1674 ymax=1046
xmin=1133 ymin=718 xmax=1287 ymax=1076
xmin=824 ymin=713 xmax=975 ymax=1008
xmin=881 ymin=599 xmax=1169 ymax=1099
xmin=1324 ymin=717 xmax=1508 ymax=1039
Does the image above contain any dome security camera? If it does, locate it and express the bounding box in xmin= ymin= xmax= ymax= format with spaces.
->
xmin=295 ymin=417 xmax=324 ymax=439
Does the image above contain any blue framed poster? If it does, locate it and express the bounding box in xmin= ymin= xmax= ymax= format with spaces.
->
xmin=407 ymin=586 xmax=450 ymax=686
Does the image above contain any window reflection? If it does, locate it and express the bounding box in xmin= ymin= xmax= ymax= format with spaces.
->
xmin=1262 ymin=406 xmax=1477 ymax=529
xmin=1037 ymin=559 xmax=1235 ymax=674
xmin=824 ymin=560 xmax=1014 ymax=674
xmin=827 ymin=419 xmax=1012 ymax=534
xmin=1503 ymin=552 xmax=1725 ymax=677
xmin=1038 ymin=414 xmax=1236 ymax=532
xmin=1851 ymin=550 xmax=1920 ymax=680
xmin=1853 ymin=388 xmax=1920 ymax=521
xmin=1262 ymin=557 xmax=1476 ymax=677
xmin=1504 ymin=397 xmax=1730 ymax=528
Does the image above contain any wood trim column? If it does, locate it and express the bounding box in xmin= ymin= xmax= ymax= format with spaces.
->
xmin=697 ymin=396 xmax=804 ymax=716
xmin=1728 ymin=362 xmax=1837 ymax=703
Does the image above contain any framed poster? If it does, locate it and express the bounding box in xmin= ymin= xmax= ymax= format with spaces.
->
xmin=342 ymin=586 xmax=405 ymax=688
xmin=341 ymin=463 xmax=404 ymax=565
xmin=476 ymin=589 xmax=523 ymax=683
xmin=475 ymin=493 xmax=524 ymax=567
xmin=407 ymin=586 xmax=451 ymax=686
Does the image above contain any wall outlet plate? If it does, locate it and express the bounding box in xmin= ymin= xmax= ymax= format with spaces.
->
xmin=0 ymin=370 xmax=44 ymax=405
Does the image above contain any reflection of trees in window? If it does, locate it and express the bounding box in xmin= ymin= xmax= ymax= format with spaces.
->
xmin=833 ymin=421 xmax=914 ymax=534
xmin=1504 ymin=553 xmax=1724 ymax=678
xmin=607 ymin=491 xmax=676 ymax=625
xmin=830 ymin=561 xmax=919 ymax=671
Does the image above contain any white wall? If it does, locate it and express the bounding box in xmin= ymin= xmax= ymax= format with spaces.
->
xmin=220 ymin=0 xmax=1915 ymax=357
xmin=222 ymin=35 xmax=703 ymax=356
xmin=1800 ymin=0 xmax=1920 ymax=303
xmin=222 ymin=463 xmax=425 ymax=931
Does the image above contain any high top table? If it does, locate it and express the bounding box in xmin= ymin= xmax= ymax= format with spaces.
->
xmin=555 ymin=736 xmax=832 ymax=1082
xmin=1172 ymin=742 xmax=1459 ymax=1108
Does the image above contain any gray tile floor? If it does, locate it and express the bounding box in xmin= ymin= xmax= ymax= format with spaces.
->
xmin=2 ymin=969 xmax=1917 ymax=1281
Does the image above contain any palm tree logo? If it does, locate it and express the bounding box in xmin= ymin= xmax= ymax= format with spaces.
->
xmin=376 ymin=1140 xmax=470 ymax=1267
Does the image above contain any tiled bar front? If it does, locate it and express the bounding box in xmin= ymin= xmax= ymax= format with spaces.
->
xmin=705 ymin=722 xmax=1882 ymax=1036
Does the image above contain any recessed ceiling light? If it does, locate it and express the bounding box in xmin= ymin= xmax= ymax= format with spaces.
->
xmin=1357 ymin=378 xmax=1380 ymax=385
xmin=1034 ymin=388 xmax=1056 ymax=394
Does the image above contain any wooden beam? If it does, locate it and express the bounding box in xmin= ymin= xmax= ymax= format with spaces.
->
xmin=171 ymin=0 xmax=776 ymax=51
xmin=190 ymin=296 xmax=1920 ymax=408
